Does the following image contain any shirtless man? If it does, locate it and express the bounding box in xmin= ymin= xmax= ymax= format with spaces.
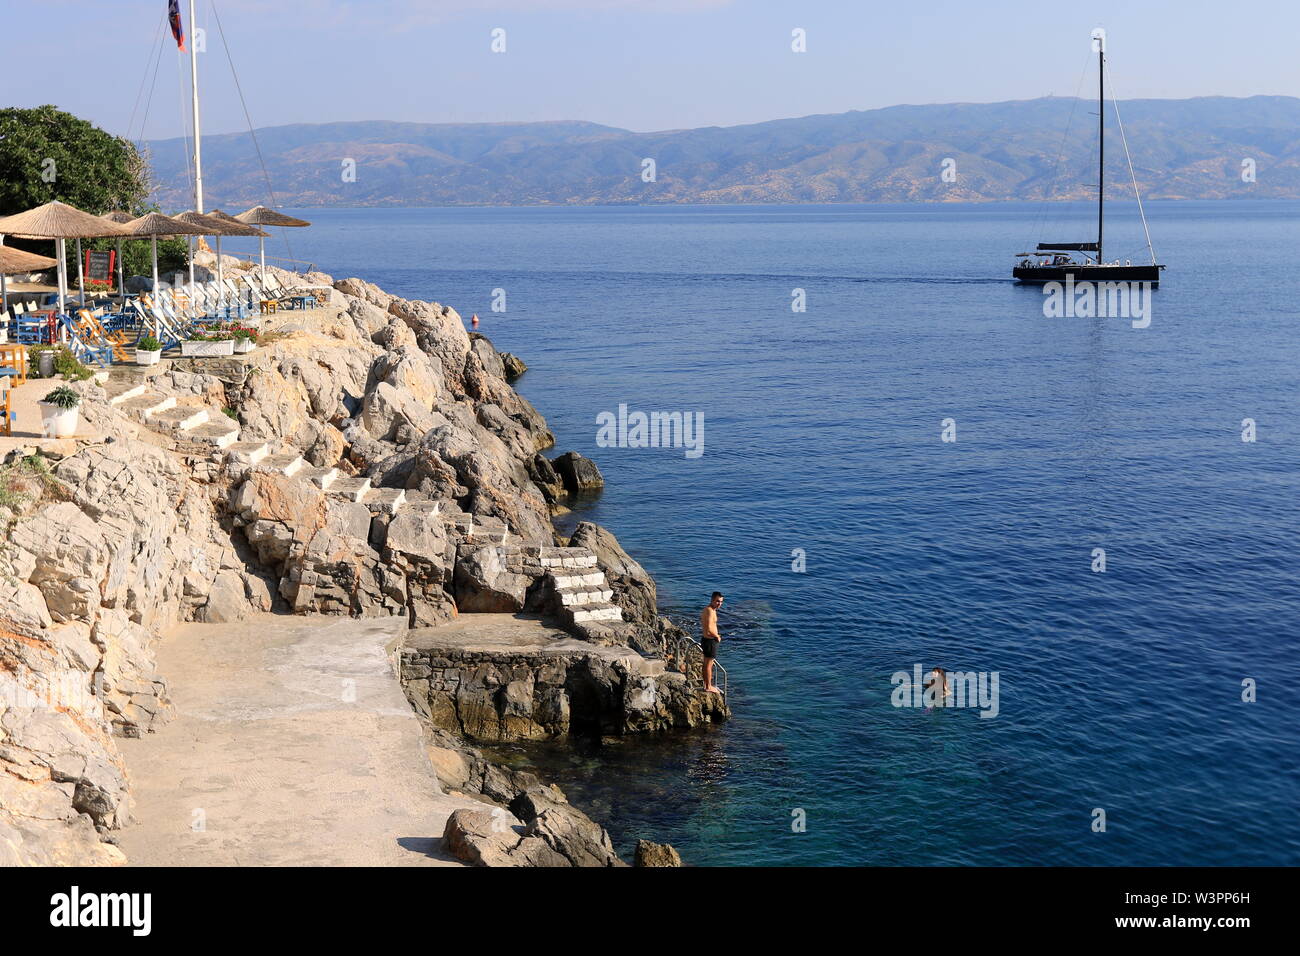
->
xmin=699 ymin=592 xmax=724 ymax=693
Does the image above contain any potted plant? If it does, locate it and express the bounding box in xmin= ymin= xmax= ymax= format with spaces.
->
xmin=135 ymin=334 xmax=163 ymax=366
xmin=38 ymin=384 xmax=81 ymax=438
xmin=230 ymin=325 xmax=259 ymax=354
xmin=180 ymin=327 xmax=235 ymax=357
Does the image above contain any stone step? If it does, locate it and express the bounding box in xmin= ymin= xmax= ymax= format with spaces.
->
xmin=550 ymin=571 xmax=607 ymax=589
xmin=118 ymin=391 xmax=176 ymax=419
xmin=404 ymin=499 xmax=442 ymax=516
xmin=256 ymin=452 xmax=305 ymax=477
xmin=224 ymin=440 xmax=269 ymax=466
xmin=300 ymin=466 xmax=339 ymax=490
xmin=441 ymin=510 xmax=507 ymax=532
xmin=539 ymin=551 xmax=598 ymax=569
xmin=362 ymin=487 xmax=406 ymax=514
xmin=567 ymin=602 xmax=624 ymax=624
xmin=328 ymin=476 xmax=371 ymax=502
xmin=149 ymin=405 xmax=210 ymax=431
xmin=105 ymin=380 xmax=147 ymax=405
xmin=555 ymin=586 xmax=614 ymax=607
xmin=183 ymin=419 xmax=240 ymax=449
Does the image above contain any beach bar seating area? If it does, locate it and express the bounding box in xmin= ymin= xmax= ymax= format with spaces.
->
xmin=0 ymin=200 xmax=316 ymax=370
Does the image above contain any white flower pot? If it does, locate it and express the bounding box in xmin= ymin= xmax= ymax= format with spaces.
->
xmin=233 ymin=338 xmax=256 ymax=354
xmin=136 ymin=348 xmax=162 ymax=366
xmin=181 ymin=339 xmax=235 ymax=357
xmin=38 ymin=402 xmax=79 ymax=438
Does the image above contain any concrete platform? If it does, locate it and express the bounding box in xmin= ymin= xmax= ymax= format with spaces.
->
xmin=406 ymin=613 xmax=664 ymax=676
xmin=118 ymin=614 xmax=486 ymax=867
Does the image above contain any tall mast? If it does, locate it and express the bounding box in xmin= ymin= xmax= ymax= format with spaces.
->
xmin=1096 ymin=30 xmax=1104 ymax=265
xmin=189 ymin=0 xmax=204 ymax=212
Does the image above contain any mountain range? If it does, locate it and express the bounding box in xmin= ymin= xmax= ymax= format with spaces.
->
xmin=144 ymin=96 xmax=1300 ymax=207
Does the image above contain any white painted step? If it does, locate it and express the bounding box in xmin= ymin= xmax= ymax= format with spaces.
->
xmin=184 ymin=419 xmax=240 ymax=448
xmin=118 ymin=391 xmax=176 ymax=418
xmin=550 ymin=571 xmax=606 ymax=589
xmin=301 ymin=466 xmax=339 ymax=490
xmin=105 ymin=381 xmax=146 ymax=405
xmin=362 ymin=487 xmax=406 ymax=514
xmin=150 ymin=405 xmax=209 ymax=431
xmin=256 ymin=452 xmax=305 ymax=477
xmin=569 ymin=603 xmax=624 ymax=623
xmin=328 ymin=476 xmax=371 ymax=502
xmin=556 ymin=586 xmax=614 ymax=607
xmin=225 ymin=440 xmax=269 ymax=466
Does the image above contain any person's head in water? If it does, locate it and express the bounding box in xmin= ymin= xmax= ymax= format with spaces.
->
xmin=710 ymin=591 xmax=724 ymax=609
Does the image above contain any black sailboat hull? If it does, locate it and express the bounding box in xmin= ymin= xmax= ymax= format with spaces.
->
xmin=1013 ymin=264 xmax=1163 ymax=285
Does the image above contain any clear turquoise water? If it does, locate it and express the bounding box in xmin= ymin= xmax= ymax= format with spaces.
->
xmin=249 ymin=201 xmax=1300 ymax=866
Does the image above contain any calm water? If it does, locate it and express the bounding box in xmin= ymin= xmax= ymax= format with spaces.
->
xmin=236 ymin=201 xmax=1300 ymax=866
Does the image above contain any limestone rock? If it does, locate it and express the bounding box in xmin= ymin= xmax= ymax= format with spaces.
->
xmin=198 ymin=570 xmax=252 ymax=623
xmin=635 ymin=839 xmax=682 ymax=867
xmin=361 ymin=381 xmax=443 ymax=444
xmin=454 ymin=545 xmax=528 ymax=613
xmin=553 ymin=451 xmax=604 ymax=494
xmin=500 ymin=352 xmax=527 ymax=382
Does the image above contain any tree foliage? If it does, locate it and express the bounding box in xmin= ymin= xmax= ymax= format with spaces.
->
xmin=0 ymin=105 xmax=188 ymax=279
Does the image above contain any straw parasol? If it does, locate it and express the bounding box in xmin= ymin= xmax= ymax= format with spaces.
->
xmin=122 ymin=214 xmax=215 ymax=330
xmin=101 ymin=210 xmax=135 ymax=294
xmin=175 ymin=210 xmax=266 ymax=311
xmin=0 ymin=200 xmax=132 ymax=315
xmin=0 ymin=246 xmax=59 ymax=314
xmin=235 ymin=205 xmax=311 ymax=279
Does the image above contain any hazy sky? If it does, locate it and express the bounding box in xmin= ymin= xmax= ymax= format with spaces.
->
xmin=6 ymin=0 xmax=1298 ymax=139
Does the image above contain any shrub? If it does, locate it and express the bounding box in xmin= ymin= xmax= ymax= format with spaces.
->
xmin=137 ymin=335 xmax=162 ymax=351
xmin=27 ymin=344 xmax=93 ymax=380
xmin=41 ymin=384 xmax=81 ymax=409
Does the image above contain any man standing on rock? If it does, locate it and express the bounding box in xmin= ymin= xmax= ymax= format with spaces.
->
xmin=700 ymin=592 xmax=724 ymax=693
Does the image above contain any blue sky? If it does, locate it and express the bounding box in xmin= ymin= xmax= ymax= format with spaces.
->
xmin=8 ymin=0 xmax=1299 ymax=138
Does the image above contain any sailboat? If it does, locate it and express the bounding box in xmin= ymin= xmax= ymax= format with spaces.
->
xmin=1013 ymin=29 xmax=1165 ymax=285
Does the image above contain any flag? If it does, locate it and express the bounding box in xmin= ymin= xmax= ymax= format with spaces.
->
xmin=169 ymin=0 xmax=186 ymax=52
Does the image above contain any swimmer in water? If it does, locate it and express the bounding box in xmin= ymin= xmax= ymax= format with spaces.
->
xmin=924 ymin=667 xmax=953 ymax=707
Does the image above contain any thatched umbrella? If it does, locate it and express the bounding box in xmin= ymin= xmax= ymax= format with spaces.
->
xmin=0 ymin=201 xmax=131 ymax=315
xmin=123 ymin=213 xmax=216 ymax=331
xmin=0 ymin=245 xmax=59 ymax=314
xmin=175 ymin=210 xmax=266 ymax=311
xmin=235 ymin=205 xmax=310 ymax=279
xmin=101 ymin=210 xmax=135 ymax=294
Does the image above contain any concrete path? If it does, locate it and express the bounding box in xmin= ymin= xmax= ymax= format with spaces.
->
xmin=118 ymin=614 xmax=484 ymax=866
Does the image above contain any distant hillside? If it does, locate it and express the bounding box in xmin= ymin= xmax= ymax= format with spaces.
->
xmin=144 ymin=97 xmax=1300 ymax=207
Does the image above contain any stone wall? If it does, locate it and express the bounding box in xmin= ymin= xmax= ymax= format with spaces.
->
xmin=1 ymin=435 xmax=227 ymax=865
xmin=400 ymin=635 xmax=728 ymax=742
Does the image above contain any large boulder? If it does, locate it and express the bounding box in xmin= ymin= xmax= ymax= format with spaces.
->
xmin=552 ymin=452 xmax=604 ymax=494
xmin=360 ymin=381 xmax=444 ymax=444
xmin=454 ymin=545 xmax=528 ymax=613
xmin=387 ymin=298 xmax=471 ymax=392
xmin=500 ymin=352 xmax=527 ymax=382
xmin=442 ymin=807 xmax=567 ymax=867
xmin=634 ymin=840 xmax=682 ymax=867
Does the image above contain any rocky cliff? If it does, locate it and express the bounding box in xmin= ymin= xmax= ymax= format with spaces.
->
xmin=0 ymin=262 xmax=721 ymax=866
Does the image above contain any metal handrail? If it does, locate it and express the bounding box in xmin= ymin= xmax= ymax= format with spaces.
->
xmin=225 ymin=251 xmax=318 ymax=274
xmin=674 ymin=636 xmax=727 ymax=700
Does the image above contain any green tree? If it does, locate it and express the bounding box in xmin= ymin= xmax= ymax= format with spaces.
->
xmin=0 ymin=105 xmax=188 ymax=282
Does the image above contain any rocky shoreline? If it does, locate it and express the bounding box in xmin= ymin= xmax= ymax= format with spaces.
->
xmin=0 ymin=262 xmax=725 ymax=866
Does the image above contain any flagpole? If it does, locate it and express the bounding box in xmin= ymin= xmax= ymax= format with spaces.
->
xmin=189 ymin=0 xmax=203 ymax=214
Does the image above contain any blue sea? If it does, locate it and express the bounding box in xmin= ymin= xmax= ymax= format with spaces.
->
xmin=234 ymin=201 xmax=1300 ymax=866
